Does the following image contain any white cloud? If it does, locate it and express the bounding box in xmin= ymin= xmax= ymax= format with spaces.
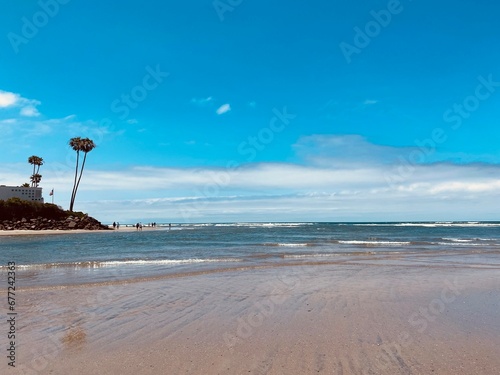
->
xmin=0 ymin=91 xmax=19 ymax=107
xmin=0 ymin=119 xmax=16 ymax=124
xmin=364 ymin=99 xmax=378 ymax=105
xmin=294 ymin=134 xmax=411 ymax=166
xmin=429 ymin=180 xmax=500 ymax=194
xmin=191 ymin=96 xmax=214 ymax=106
xmin=32 ymin=162 xmax=496 ymax=198
xmin=0 ymin=89 xmax=41 ymax=117
xmin=20 ymin=105 xmax=40 ymax=117
xmin=2 ymin=135 xmax=499 ymax=222
xmin=216 ymin=103 xmax=231 ymax=115
xmin=75 ymin=185 xmax=500 ymax=223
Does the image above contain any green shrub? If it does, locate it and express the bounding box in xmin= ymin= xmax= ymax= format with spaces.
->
xmin=0 ymin=198 xmax=71 ymax=221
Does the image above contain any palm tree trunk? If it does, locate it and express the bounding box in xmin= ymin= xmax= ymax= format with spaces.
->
xmin=72 ymin=152 xmax=88 ymax=211
xmin=35 ymin=165 xmax=41 ymax=187
xmin=31 ymin=164 xmax=36 ymax=187
xmin=69 ymin=151 xmax=80 ymax=212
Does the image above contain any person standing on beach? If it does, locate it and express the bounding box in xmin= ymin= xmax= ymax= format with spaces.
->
xmin=113 ymin=222 xmax=116 ymax=229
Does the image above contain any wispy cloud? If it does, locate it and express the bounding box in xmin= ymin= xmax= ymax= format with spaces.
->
xmin=294 ymin=134 xmax=409 ymax=166
xmin=191 ymin=96 xmax=214 ymax=107
xmin=0 ymin=89 xmax=41 ymax=117
xmin=0 ymin=114 xmax=119 ymax=158
xmin=216 ymin=103 xmax=231 ymax=115
xmin=364 ymin=99 xmax=378 ymax=105
xmin=20 ymin=105 xmax=40 ymax=117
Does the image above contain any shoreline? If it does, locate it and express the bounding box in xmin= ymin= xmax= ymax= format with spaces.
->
xmin=0 ymin=226 xmax=162 ymax=236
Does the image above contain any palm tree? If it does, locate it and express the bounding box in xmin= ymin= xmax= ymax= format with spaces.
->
xmin=28 ymin=155 xmax=44 ymax=187
xmin=69 ymin=137 xmax=96 ymax=212
xmin=21 ymin=183 xmax=30 ymax=187
xmin=30 ymin=174 xmax=42 ymax=187
xmin=69 ymin=137 xmax=82 ymax=210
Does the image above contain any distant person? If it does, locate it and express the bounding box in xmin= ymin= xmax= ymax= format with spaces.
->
xmin=117 ymin=222 xmax=120 ymax=229
xmin=169 ymin=223 xmax=171 ymax=230
xmin=112 ymin=222 xmax=116 ymax=229
xmin=136 ymin=223 xmax=139 ymax=231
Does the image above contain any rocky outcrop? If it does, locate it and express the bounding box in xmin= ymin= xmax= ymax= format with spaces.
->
xmin=0 ymin=215 xmax=109 ymax=231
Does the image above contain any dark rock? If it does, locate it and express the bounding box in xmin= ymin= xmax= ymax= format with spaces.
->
xmin=0 ymin=215 xmax=110 ymax=231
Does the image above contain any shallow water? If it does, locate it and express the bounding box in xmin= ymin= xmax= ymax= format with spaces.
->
xmin=1 ymin=222 xmax=499 ymax=287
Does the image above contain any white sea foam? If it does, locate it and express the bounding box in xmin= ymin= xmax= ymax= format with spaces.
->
xmin=395 ymin=223 xmax=500 ymax=228
xmin=284 ymin=252 xmax=378 ymax=259
xmin=14 ymin=258 xmax=243 ymax=269
xmin=338 ymin=240 xmax=411 ymax=246
xmin=182 ymin=222 xmax=313 ymax=228
xmin=276 ymin=243 xmax=309 ymax=247
xmin=442 ymin=238 xmax=474 ymax=243
xmin=352 ymin=222 xmax=500 ymax=228
xmin=284 ymin=253 xmax=339 ymax=259
xmin=99 ymin=258 xmax=242 ymax=266
xmin=435 ymin=242 xmax=484 ymax=247
xmin=439 ymin=238 xmax=500 ymax=245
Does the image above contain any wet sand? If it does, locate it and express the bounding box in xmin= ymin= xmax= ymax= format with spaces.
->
xmin=0 ymin=226 xmax=158 ymax=236
xmin=3 ymin=262 xmax=500 ymax=374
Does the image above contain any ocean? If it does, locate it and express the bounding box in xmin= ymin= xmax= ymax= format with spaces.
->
xmin=1 ymin=222 xmax=500 ymax=288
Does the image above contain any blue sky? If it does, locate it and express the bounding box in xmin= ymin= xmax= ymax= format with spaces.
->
xmin=1 ymin=0 xmax=500 ymax=222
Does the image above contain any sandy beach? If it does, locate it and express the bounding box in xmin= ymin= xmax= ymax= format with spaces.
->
xmin=0 ymin=226 xmax=159 ymax=236
xmin=3 ymin=261 xmax=500 ymax=374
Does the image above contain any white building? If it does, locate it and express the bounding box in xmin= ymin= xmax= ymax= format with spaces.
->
xmin=0 ymin=185 xmax=44 ymax=203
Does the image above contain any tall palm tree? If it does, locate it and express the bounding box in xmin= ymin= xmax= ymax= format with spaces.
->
xmin=69 ymin=137 xmax=96 ymax=211
xmin=30 ymin=174 xmax=42 ymax=187
xmin=69 ymin=137 xmax=82 ymax=210
xmin=28 ymin=155 xmax=44 ymax=187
